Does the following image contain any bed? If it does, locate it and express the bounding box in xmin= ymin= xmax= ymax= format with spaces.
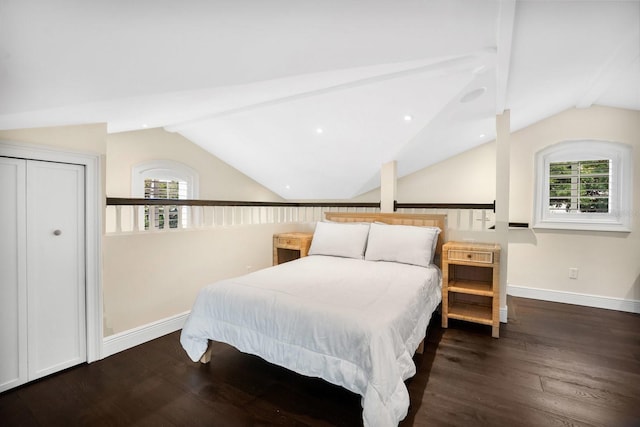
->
xmin=180 ymin=212 xmax=446 ymax=426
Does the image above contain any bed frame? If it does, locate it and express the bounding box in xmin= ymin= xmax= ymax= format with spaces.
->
xmin=198 ymin=211 xmax=447 ymax=363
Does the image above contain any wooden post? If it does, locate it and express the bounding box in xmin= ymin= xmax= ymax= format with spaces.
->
xmin=380 ymin=160 xmax=397 ymax=213
xmin=495 ymin=110 xmax=510 ymax=323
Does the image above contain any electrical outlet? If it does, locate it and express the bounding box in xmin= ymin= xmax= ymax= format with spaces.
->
xmin=246 ymin=265 xmax=253 ymax=272
xmin=569 ymin=268 xmax=578 ymax=279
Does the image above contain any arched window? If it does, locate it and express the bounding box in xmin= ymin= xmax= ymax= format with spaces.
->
xmin=132 ymin=160 xmax=199 ymax=229
xmin=533 ymin=140 xmax=632 ymax=232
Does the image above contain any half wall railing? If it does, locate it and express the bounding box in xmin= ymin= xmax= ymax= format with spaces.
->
xmin=105 ymin=198 xmax=500 ymax=234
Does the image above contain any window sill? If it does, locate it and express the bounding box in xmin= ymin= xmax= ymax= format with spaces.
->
xmin=532 ymin=220 xmax=631 ymax=233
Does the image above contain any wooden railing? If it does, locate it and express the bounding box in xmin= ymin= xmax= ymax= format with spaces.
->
xmin=105 ymin=198 xmax=500 ymax=234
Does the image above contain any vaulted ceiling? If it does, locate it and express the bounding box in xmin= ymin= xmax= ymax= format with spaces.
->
xmin=1 ymin=0 xmax=638 ymax=199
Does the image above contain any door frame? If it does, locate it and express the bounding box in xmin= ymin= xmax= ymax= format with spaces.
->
xmin=0 ymin=140 xmax=103 ymax=362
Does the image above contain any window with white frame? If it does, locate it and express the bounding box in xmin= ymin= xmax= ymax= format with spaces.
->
xmin=144 ymin=178 xmax=186 ymax=229
xmin=131 ymin=160 xmax=199 ymax=230
xmin=533 ymin=140 xmax=632 ymax=232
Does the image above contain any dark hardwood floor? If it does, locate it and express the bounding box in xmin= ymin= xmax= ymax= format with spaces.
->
xmin=2 ymin=296 xmax=639 ymax=426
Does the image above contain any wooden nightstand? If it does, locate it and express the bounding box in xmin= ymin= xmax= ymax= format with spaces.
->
xmin=273 ymin=232 xmax=313 ymax=265
xmin=442 ymin=241 xmax=501 ymax=338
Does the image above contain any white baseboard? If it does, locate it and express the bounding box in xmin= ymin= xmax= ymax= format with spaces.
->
xmin=507 ymin=284 xmax=640 ymax=314
xmin=500 ymin=306 xmax=508 ymax=323
xmin=102 ymin=289 xmax=637 ymax=358
xmin=102 ymin=311 xmax=190 ymax=359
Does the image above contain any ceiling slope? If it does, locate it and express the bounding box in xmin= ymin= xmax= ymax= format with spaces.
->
xmin=0 ymin=0 xmax=638 ymax=199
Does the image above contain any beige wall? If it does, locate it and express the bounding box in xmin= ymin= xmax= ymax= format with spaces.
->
xmin=392 ymin=106 xmax=639 ymax=305
xmin=4 ymin=106 xmax=638 ymax=341
xmin=0 ymin=123 xmax=107 ymax=155
xmin=102 ymin=127 xmax=298 ymax=335
xmin=0 ymin=124 xmax=300 ymax=337
xmin=107 ymin=127 xmax=283 ymax=201
xmin=397 ymin=141 xmax=496 ymax=203
xmin=354 ymin=140 xmax=496 ymax=204
xmin=0 ymin=123 xmax=108 ymax=233
xmin=103 ymin=222 xmax=314 ymax=335
xmin=508 ymin=106 xmax=640 ymax=301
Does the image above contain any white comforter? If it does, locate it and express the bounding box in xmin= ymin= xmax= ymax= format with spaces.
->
xmin=180 ymin=255 xmax=441 ymax=427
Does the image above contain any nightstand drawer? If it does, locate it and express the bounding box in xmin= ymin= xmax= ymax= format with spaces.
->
xmin=277 ymin=236 xmax=302 ymax=248
xmin=448 ymin=249 xmax=493 ymax=264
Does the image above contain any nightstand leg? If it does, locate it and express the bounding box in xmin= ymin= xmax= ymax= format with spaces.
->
xmin=441 ymin=296 xmax=448 ymax=328
xmin=492 ymin=324 xmax=499 ymax=338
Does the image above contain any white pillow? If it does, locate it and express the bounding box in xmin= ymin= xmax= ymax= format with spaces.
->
xmin=308 ymin=221 xmax=370 ymax=259
xmin=364 ymin=222 xmax=440 ymax=267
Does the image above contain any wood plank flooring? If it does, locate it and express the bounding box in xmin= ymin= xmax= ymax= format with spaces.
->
xmin=1 ymin=296 xmax=639 ymax=426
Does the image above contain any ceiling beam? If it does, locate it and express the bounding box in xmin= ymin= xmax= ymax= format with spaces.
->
xmin=576 ymin=26 xmax=640 ymax=109
xmin=165 ymin=51 xmax=494 ymax=133
xmin=496 ymin=0 xmax=516 ymax=115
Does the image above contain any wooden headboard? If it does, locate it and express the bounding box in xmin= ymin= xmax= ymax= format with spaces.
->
xmin=324 ymin=212 xmax=447 ymax=267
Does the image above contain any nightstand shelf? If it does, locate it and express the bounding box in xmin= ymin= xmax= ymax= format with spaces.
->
xmin=273 ymin=232 xmax=313 ymax=265
xmin=447 ymin=301 xmax=493 ymax=325
xmin=448 ymin=280 xmax=493 ymax=296
xmin=442 ymin=241 xmax=501 ymax=338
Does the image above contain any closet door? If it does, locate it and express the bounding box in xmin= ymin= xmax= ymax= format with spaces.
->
xmin=26 ymin=160 xmax=86 ymax=380
xmin=0 ymin=157 xmax=28 ymax=392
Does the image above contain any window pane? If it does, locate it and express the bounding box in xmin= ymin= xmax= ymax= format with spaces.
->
xmin=580 ymin=177 xmax=609 ymax=197
xmin=549 ymin=161 xmax=574 ymax=175
xmin=549 ymin=159 xmax=611 ymax=215
xmin=580 ymin=160 xmax=609 ymax=175
xmin=549 ymin=177 xmax=572 ymax=197
xmin=143 ymin=178 xmax=187 ymax=229
xmin=549 ymin=198 xmax=572 ymax=211
xmin=579 ymin=197 xmax=608 ymax=213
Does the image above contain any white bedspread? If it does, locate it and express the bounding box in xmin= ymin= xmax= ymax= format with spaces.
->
xmin=180 ymin=255 xmax=441 ymax=427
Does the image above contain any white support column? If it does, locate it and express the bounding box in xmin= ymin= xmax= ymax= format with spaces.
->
xmin=496 ymin=110 xmax=510 ymax=323
xmin=380 ymin=160 xmax=397 ymax=213
xmin=115 ymin=206 xmax=122 ymax=233
xmin=132 ymin=206 xmax=140 ymax=232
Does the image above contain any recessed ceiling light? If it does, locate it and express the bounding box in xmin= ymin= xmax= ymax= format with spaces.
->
xmin=479 ymin=134 xmax=486 ymax=138
xmin=316 ymin=128 xmax=323 ymax=134
xmin=403 ymin=115 xmax=413 ymax=122
xmin=141 ymin=123 xmax=149 ymax=128
xmin=285 ymin=184 xmax=291 ymax=190
xmin=460 ymin=87 xmax=486 ymax=103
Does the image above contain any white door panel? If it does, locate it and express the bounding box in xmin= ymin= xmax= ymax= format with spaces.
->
xmin=26 ymin=160 xmax=86 ymax=380
xmin=0 ymin=158 xmax=28 ymax=392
